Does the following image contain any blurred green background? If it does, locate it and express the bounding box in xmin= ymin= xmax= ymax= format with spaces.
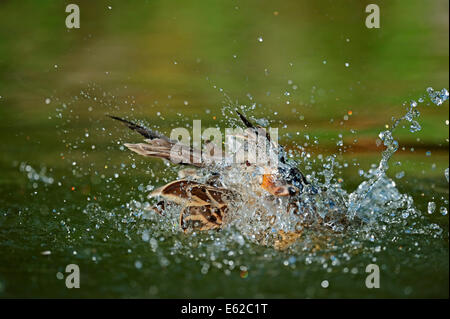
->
xmin=0 ymin=0 xmax=448 ymax=298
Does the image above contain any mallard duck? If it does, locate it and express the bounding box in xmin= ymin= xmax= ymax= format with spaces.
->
xmin=110 ymin=112 xmax=348 ymax=248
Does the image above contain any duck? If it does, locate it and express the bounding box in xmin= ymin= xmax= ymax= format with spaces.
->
xmin=110 ymin=112 xmax=349 ymax=249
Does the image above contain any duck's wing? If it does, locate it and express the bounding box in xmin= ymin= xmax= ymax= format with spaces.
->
xmin=150 ymin=179 xmax=233 ymax=205
xmin=109 ymin=116 xmax=205 ymax=167
xmin=234 ymin=110 xmax=281 ymax=165
xmin=236 ymin=110 xmax=273 ymax=143
xmin=179 ymin=204 xmax=226 ymax=232
xmin=149 ymin=179 xmax=234 ymax=232
xmin=108 ymin=116 xmax=171 ymax=141
xmin=124 ymin=140 xmax=204 ymax=167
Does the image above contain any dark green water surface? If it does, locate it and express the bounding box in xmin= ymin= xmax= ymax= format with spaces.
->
xmin=0 ymin=0 xmax=448 ymax=298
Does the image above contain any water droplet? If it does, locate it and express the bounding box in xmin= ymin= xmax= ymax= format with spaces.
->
xmin=395 ymin=171 xmax=405 ymax=179
xmin=135 ymin=260 xmax=143 ymax=269
xmin=427 ymin=202 xmax=436 ymax=214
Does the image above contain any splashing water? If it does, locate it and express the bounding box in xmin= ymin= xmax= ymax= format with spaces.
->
xmin=426 ymin=87 xmax=449 ymax=106
xmin=44 ymin=86 xmax=448 ymax=274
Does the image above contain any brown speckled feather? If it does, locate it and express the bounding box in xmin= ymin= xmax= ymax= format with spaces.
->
xmin=149 ymin=179 xmax=234 ymax=231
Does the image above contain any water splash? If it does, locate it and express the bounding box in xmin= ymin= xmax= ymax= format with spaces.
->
xmin=427 ymin=87 xmax=449 ymax=106
xmin=49 ymin=86 xmax=448 ymax=273
xmin=18 ymin=162 xmax=55 ymax=185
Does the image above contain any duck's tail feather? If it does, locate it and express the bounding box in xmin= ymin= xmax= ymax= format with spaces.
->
xmin=108 ymin=115 xmax=170 ymax=141
xmin=109 ymin=115 xmax=204 ymax=167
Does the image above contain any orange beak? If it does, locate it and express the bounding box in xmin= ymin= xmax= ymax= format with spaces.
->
xmin=261 ymin=174 xmax=290 ymax=196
